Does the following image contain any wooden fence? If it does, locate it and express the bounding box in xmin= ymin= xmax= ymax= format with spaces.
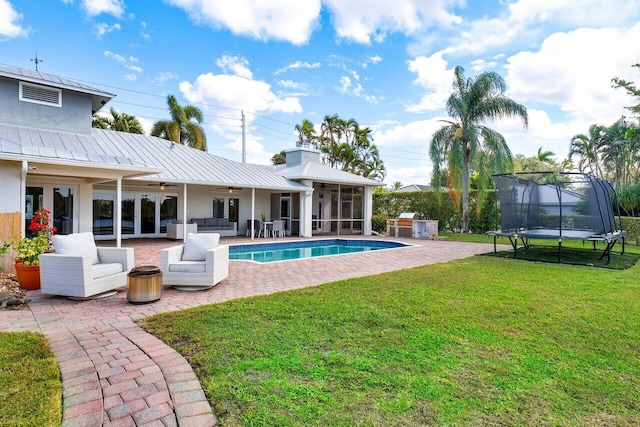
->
xmin=1 ymin=212 xmax=21 ymax=274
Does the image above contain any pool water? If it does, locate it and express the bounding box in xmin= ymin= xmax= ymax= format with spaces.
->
xmin=229 ymin=239 xmax=408 ymax=263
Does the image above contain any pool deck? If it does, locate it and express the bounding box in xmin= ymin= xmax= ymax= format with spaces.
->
xmin=0 ymin=235 xmax=505 ymax=426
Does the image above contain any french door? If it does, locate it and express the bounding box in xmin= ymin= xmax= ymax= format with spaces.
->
xmin=26 ymin=185 xmax=76 ymax=236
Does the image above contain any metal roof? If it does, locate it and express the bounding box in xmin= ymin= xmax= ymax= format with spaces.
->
xmin=0 ymin=64 xmax=115 ymax=113
xmin=0 ymin=134 xmax=157 ymax=177
xmin=0 ymin=124 xmax=310 ymax=191
xmin=273 ymin=161 xmax=385 ymax=186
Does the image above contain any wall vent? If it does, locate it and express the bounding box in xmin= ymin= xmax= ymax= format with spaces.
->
xmin=19 ymin=82 xmax=62 ymax=107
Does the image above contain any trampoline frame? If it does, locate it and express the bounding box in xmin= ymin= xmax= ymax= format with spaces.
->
xmin=488 ymin=172 xmax=627 ymax=265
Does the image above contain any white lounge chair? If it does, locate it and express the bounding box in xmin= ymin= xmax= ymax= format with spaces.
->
xmin=40 ymin=232 xmax=134 ymax=299
xmin=160 ymin=233 xmax=229 ymax=291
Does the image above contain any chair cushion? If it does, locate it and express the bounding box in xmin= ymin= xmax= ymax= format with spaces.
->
xmin=205 ymin=218 xmax=218 ymax=227
xmin=181 ymin=233 xmax=220 ymax=261
xmin=52 ymin=232 xmax=99 ymax=265
xmin=218 ymin=218 xmax=229 ymax=226
xmin=92 ymin=262 xmax=124 ymax=279
xmin=191 ymin=218 xmax=205 ymax=227
xmin=168 ymin=261 xmax=206 ymax=273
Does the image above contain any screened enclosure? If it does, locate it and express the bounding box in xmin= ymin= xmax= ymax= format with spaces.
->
xmin=489 ymin=172 xmax=627 ymax=264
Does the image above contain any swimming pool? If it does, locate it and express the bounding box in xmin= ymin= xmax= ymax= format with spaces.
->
xmin=229 ymin=239 xmax=409 ymax=263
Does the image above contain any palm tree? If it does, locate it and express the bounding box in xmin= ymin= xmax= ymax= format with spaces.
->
xmin=537 ymin=147 xmax=555 ymax=164
xmin=569 ymin=124 xmax=606 ymax=177
xmin=151 ymin=95 xmax=207 ymax=151
xmin=295 ymin=119 xmax=316 ymax=147
xmin=429 ymin=66 xmax=528 ymax=232
xmin=301 ymin=115 xmax=386 ymax=181
xmin=92 ymin=108 xmax=145 ymax=134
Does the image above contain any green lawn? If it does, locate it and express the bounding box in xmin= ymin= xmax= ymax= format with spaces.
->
xmin=0 ymin=332 xmax=62 ymax=427
xmin=140 ymin=255 xmax=640 ymax=426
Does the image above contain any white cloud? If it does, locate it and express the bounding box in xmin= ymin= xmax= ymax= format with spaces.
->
xmin=82 ymin=0 xmax=125 ymax=18
xmin=374 ymin=118 xmax=443 ymax=150
xmin=276 ymin=79 xmax=311 ymax=96
xmin=275 ymin=61 xmax=321 ymax=74
xmin=222 ymin=132 xmax=273 ymax=165
xmin=152 ymin=71 xmax=179 ymax=84
xmin=140 ymin=21 xmax=150 ymax=40
xmin=470 ymin=59 xmax=497 ymax=72
xmin=362 ymin=55 xmax=382 ymax=68
xmin=323 ymin=0 xmax=462 ymax=44
xmin=179 ymin=70 xmax=302 ymax=129
xmin=335 ymin=72 xmax=381 ymax=104
xmin=163 ymin=0 xmax=321 ymax=45
xmin=179 ymin=60 xmax=304 ymax=159
xmin=95 ymin=22 xmax=120 ymax=39
xmin=450 ymin=0 xmax=640 ymax=55
xmin=0 ymin=0 xmax=28 ymax=40
xmin=405 ymin=51 xmax=454 ymax=112
xmin=372 ymin=119 xmax=438 ymax=184
xmin=505 ymin=24 xmax=640 ymax=124
xmin=104 ymin=51 xmax=143 ymax=74
xmin=216 ymin=55 xmax=253 ymax=79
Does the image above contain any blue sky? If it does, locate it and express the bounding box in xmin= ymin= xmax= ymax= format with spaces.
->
xmin=1 ymin=0 xmax=640 ymax=186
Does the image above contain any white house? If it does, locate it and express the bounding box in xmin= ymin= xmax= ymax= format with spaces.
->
xmin=0 ymin=64 xmax=383 ymax=257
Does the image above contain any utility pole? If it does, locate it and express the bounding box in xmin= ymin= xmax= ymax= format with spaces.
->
xmin=30 ymin=53 xmax=43 ymax=71
xmin=241 ymin=111 xmax=246 ymax=163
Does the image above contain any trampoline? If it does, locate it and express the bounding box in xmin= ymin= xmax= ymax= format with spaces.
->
xmin=488 ymin=172 xmax=627 ymax=264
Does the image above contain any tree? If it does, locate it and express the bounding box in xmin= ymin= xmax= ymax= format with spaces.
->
xmin=569 ymin=124 xmax=606 ymax=177
xmin=537 ymin=147 xmax=555 ymax=164
xmin=600 ymin=117 xmax=640 ymax=189
xmin=295 ymin=115 xmax=386 ymax=181
xmin=612 ymin=63 xmax=640 ymax=117
xmin=271 ymin=150 xmax=286 ymax=165
xmin=92 ymin=108 xmax=145 ymax=134
xmin=295 ymin=119 xmax=317 ymax=147
xmin=429 ymin=66 xmax=528 ymax=232
xmin=151 ymin=95 xmax=207 ymax=151
xmin=513 ymin=154 xmax=557 ymax=174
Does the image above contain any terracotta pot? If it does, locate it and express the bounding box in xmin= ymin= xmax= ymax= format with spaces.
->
xmin=14 ymin=261 xmax=41 ymax=291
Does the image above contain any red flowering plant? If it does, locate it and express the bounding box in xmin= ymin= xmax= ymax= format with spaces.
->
xmin=11 ymin=209 xmax=57 ymax=266
xmin=28 ymin=208 xmax=57 ymax=238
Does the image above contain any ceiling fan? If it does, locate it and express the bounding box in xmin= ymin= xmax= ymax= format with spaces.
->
xmin=147 ymin=182 xmax=179 ymax=191
xmin=212 ymin=186 xmax=243 ymax=194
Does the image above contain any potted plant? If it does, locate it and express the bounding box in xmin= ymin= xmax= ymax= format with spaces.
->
xmin=261 ymin=211 xmax=267 ymax=222
xmin=10 ymin=208 xmax=57 ymax=290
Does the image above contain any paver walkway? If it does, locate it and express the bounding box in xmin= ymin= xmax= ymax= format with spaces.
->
xmin=0 ymin=236 xmax=504 ymax=426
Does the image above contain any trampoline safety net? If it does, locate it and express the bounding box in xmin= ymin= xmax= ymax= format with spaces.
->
xmin=490 ymin=172 xmax=627 ymax=264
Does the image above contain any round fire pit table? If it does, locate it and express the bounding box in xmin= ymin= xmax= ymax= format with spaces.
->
xmin=127 ymin=265 xmax=163 ymax=303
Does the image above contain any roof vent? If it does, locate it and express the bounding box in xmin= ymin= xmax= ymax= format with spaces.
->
xmin=19 ymin=81 xmax=62 ymax=107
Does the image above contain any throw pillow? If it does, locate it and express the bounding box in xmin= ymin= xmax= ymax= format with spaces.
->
xmin=52 ymin=232 xmax=100 ymax=264
xmin=181 ymin=233 xmax=220 ymax=261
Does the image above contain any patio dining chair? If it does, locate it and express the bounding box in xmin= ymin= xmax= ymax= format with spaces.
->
xmin=271 ymin=219 xmax=285 ymax=238
xmin=246 ymin=219 xmax=261 ymax=238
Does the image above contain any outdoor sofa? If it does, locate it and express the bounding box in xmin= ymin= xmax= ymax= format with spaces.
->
xmin=189 ymin=218 xmax=237 ymax=237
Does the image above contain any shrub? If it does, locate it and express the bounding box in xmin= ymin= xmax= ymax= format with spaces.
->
xmin=371 ymin=214 xmax=389 ymax=234
xmin=373 ymin=189 xmax=497 ymax=233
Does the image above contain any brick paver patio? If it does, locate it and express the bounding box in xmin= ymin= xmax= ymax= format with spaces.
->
xmin=0 ymin=235 xmax=503 ymax=426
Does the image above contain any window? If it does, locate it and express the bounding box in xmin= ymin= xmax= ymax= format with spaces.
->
xmin=212 ymin=198 xmax=225 ymax=218
xmin=93 ymin=192 xmax=114 ymax=235
xmin=19 ymin=82 xmax=62 ymax=107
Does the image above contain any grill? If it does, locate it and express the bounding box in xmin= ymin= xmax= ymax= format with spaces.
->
xmin=387 ymin=213 xmax=439 ymax=240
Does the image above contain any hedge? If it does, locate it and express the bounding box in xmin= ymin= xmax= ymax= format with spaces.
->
xmin=373 ymin=190 xmax=497 ymax=233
